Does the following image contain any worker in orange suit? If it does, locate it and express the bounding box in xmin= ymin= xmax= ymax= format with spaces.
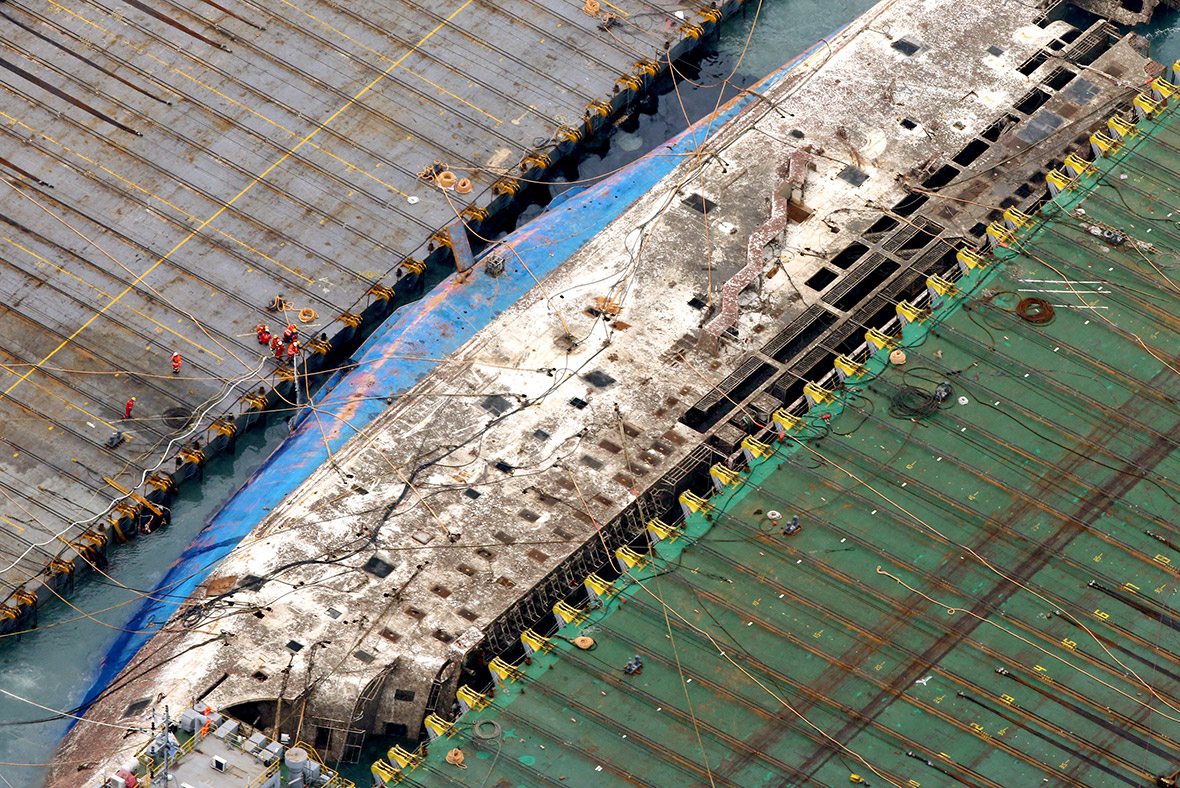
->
xmin=171 ymin=352 xmax=182 ymax=375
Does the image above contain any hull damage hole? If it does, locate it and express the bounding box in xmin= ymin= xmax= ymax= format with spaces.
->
xmin=163 ymin=407 xmax=195 ymax=429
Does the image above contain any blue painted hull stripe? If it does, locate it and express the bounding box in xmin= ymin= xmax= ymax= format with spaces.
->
xmin=76 ymin=31 xmax=836 ymax=716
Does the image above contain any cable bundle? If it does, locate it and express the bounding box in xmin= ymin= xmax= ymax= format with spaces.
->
xmin=887 ymin=383 xmax=950 ymax=420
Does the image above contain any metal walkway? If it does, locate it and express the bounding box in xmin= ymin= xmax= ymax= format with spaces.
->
xmin=0 ymin=0 xmax=740 ymax=606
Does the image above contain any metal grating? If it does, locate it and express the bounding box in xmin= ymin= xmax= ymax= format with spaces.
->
xmin=760 ymin=305 xmax=831 ymax=357
xmin=822 ymin=252 xmax=891 ymax=306
xmin=691 ymin=355 xmax=764 ymax=412
xmin=880 ymin=224 xmax=922 ymax=253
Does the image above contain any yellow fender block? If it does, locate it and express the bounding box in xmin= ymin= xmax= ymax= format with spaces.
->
xmin=50 ymin=557 xmax=75 ymax=575
xmin=927 ymin=274 xmax=958 ymax=307
xmin=709 ymin=463 xmax=742 ymax=491
xmin=1045 ymin=169 xmax=1073 ymax=196
xmin=585 ymin=99 xmax=612 ymax=118
xmin=553 ymin=599 xmax=586 ymax=624
xmin=423 ymin=713 xmax=455 ymax=740
xmin=956 ymin=248 xmax=987 ymax=276
xmin=371 ymin=759 xmax=399 ymax=785
xmin=210 ymin=417 xmax=237 ymax=437
xmin=1106 ymin=115 xmax=1136 ymax=140
xmin=489 ymin=656 xmax=521 ymax=686
xmin=335 ymin=311 xmax=363 ymax=328
xmin=367 ymin=284 xmax=395 ymax=302
xmin=387 ymin=745 xmax=422 ymax=771
xmin=456 ymin=685 xmax=491 ymax=713
xmin=679 ymin=490 xmax=711 ymax=518
xmin=864 ymin=328 xmax=894 ymax=356
xmin=803 ymin=381 xmax=832 ymax=409
xmin=896 ymin=300 xmax=924 ymax=326
xmin=616 ymin=73 xmax=643 ymax=92
xmin=833 ymin=354 xmax=861 ymax=383
xmin=615 ymin=545 xmax=648 ymax=572
xmin=1001 ymin=206 xmax=1032 ymax=229
xmin=741 ymin=436 xmax=773 ymax=461
xmin=461 ymin=206 xmax=490 ymax=223
xmin=584 ymin=573 xmax=615 ymax=599
xmin=1091 ymin=128 xmax=1123 ymax=155
xmin=401 ymin=259 xmax=426 ymax=276
xmin=556 ymin=125 xmax=583 ymax=143
xmin=1063 ymin=153 xmax=1095 ymax=177
xmin=985 ymin=221 xmax=1015 ymax=249
xmin=492 ymin=177 xmax=521 ymax=196
xmin=1150 ymin=76 xmax=1177 ymax=100
xmin=13 ymin=588 xmax=37 ymax=606
xmin=521 ymin=628 xmax=553 ymax=655
xmin=634 ymin=59 xmax=659 ymax=77
xmin=772 ymin=408 xmax=800 ymax=434
xmin=646 ymin=517 xmax=677 ymax=543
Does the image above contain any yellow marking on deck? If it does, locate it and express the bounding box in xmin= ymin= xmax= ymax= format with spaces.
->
xmin=1 ymin=237 xmax=224 ymax=359
xmin=5 ymin=0 xmax=470 ymax=400
xmin=1 ymin=515 xmax=24 ymax=533
xmin=0 ymin=122 xmax=319 ymax=286
xmin=0 ymin=361 xmax=116 ymax=430
xmin=39 ymin=0 xmax=412 ymax=198
xmin=214 ymin=231 xmax=314 ymax=284
xmin=276 ymin=0 xmax=502 ymax=123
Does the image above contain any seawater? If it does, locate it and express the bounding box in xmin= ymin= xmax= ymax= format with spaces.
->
xmin=1145 ymin=7 xmax=1180 ymax=65
xmin=0 ymin=2 xmax=876 ymax=785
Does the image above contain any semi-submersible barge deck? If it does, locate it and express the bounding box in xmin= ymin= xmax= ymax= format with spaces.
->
xmin=0 ymin=0 xmax=753 ymax=625
xmin=50 ymin=0 xmax=1180 ymax=786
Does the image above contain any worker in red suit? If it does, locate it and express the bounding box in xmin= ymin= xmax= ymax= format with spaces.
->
xmin=282 ymin=324 xmax=298 ymax=343
xmin=256 ymin=324 xmax=271 ymax=345
xmin=171 ymin=352 xmax=182 ymax=375
xmin=271 ymin=335 xmax=283 ymax=361
xmin=123 ymin=397 xmax=136 ymax=420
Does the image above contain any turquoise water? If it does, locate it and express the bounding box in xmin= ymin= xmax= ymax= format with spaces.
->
xmin=0 ymin=417 xmax=290 ymax=786
xmin=1144 ymin=7 xmax=1180 ymax=66
xmin=575 ymin=0 xmax=877 ymax=185
xmin=0 ymin=3 xmax=877 ymax=785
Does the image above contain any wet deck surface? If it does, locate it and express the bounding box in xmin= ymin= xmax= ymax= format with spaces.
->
xmin=0 ymin=0 xmax=728 ymax=595
xmin=403 ymin=104 xmax=1180 ymax=788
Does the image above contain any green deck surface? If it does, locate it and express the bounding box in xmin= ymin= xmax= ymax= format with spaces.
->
xmin=396 ymin=107 xmax=1180 ymax=788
